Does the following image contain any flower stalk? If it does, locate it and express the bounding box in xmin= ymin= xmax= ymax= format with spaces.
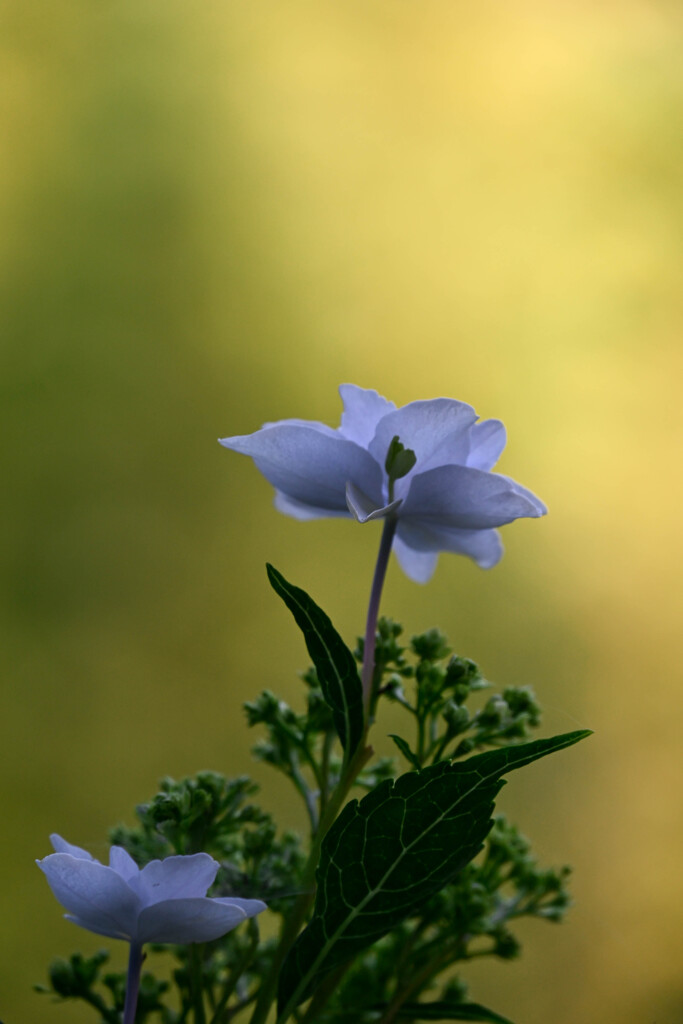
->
xmin=361 ymin=516 xmax=398 ymax=716
xmin=122 ymin=943 xmax=144 ymax=1024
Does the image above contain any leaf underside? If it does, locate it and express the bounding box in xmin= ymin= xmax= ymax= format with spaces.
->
xmin=278 ymin=730 xmax=591 ymax=1014
xmin=266 ymin=564 xmax=364 ymax=758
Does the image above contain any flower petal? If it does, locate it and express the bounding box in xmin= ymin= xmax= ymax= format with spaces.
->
xmin=402 ymin=464 xmax=546 ymax=529
xmin=497 ymin=474 xmax=548 ymax=516
xmin=392 ymin=536 xmax=440 ymax=583
xmin=397 ymin=520 xmax=503 ymax=570
xmin=49 ymin=835 xmax=97 ymax=861
xmin=259 ymin=417 xmax=338 ymax=438
xmin=212 ymin=896 xmax=268 ymax=916
xmin=338 ymin=385 xmax=396 ymax=446
xmin=109 ymin=846 xmax=139 ymax=882
xmin=62 ymin=913 xmax=137 ymax=940
xmin=345 ymin=481 xmax=402 ymax=524
xmin=137 ymin=897 xmax=253 ymax=944
xmin=219 ymin=425 xmax=384 ymax=512
xmin=274 ymin=491 xmax=351 ymax=521
xmin=38 ymin=854 xmax=139 ymax=940
xmin=135 ymin=853 xmax=219 ymax=907
xmin=467 ymin=419 xmax=507 ymax=471
xmin=368 ymin=399 xmax=477 ymax=469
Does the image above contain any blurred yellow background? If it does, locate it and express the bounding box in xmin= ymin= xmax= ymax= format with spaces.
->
xmin=1 ymin=1 xmax=682 ymax=1021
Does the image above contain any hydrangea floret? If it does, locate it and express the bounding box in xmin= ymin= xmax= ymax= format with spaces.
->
xmin=221 ymin=384 xmax=547 ymax=710
xmin=219 ymin=384 xmax=546 ymax=583
xmin=38 ymin=835 xmax=266 ymax=1024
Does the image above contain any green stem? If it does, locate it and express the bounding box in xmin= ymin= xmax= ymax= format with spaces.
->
xmin=249 ymin=739 xmax=372 ymax=1024
xmin=378 ymin=942 xmax=458 ymax=1024
xmin=209 ymin=920 xmax=260 ymax=1024
xmin=190 ymin=945 xmax=207 ymax=1024
xmin=288 ymin=753 xmax=319 ymax=836
xmin=318 ymin=729 xmax=335 ymax=820
xmin=251 ymin=523 xmax=394 ymax=1024
xmin=297 ymin=960 xmax=353 ymax=1024
xmin=80 ymin=990 xmax=120 ymax=1024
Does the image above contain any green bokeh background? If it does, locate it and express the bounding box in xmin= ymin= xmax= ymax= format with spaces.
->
xmin=2 ymin=3 xmax=682 ymax=1022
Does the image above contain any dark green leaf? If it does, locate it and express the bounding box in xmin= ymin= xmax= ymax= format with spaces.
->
xmin=266 ymin=564 xmax=364 ymax=758
xmin=278 ymin=730 xmax=590 ymax=1014
xmin=388 ymin=734 xmax=422 ymax=770
xmin=392 ymin=1000 xmax=515 ymax=1023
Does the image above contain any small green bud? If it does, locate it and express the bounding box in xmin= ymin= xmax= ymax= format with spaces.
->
xmin=48 ymin=959 xmax=76 ymax=998
xmin=443 ymin=702 xmax=470 ymax=734
xmin=493 ymin=929 xmax=521 ymax=959
xmin=385 ymin=435 xmax=417 ymax=483
xmin=411 ymin=628 xmax=450 ymax=662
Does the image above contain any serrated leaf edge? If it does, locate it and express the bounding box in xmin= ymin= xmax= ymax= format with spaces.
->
xmin=279 ymin=729 xmax=591 ymax=1015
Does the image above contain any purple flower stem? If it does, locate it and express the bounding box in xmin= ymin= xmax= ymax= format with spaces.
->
xmin=122 ymin=942 xmax=144 ymax=1024
xmin=361 ymin=516 xmax=397 ymax=716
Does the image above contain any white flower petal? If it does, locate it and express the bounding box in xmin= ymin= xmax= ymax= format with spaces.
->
xmin=135 ymin=853 xmax=219 ymax=907
xmin=38 ymin=854 xmax=139 ymax=940
xmin=345 ymin=481 xmax=402 ymax=524
xmin=50 ymin=834 xmax=97 ymax=861
xmin=338 ymin=385 xmax=396 ymax=446
xmin=402 ymin=465 xmax=547 ymax=530
xmin=219 ymin=425 xmax=384 ymax=513
xmin=212 ymin=896 xmax=268 ymax=917
xmin=137 ymin=897 xmax=251 ymax=945
xmin=392 ymin=536 xmax=440 ymax=583
xmin=415 ymin=429 xmax=472 ymax=475
xmin=274 ymin=491 xmax=351 ymax=521
xmin=397 ymin=520 xmax=503 ymax=570
xmin=368 ymin=399 xmax=477 ymax=468
xmin=109 ymin=846 xmax=139 ymax=882
xmin=259 ymin=417 xmax=338 ymax=438
xmin=497 ymin=474 xmax=548 ymax=516
xmin=467 ymin=419 xmax=507 ymax=471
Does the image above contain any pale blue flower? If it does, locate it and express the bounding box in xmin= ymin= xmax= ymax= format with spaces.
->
xmin=38 ymin=834 xmax=266 ymax=944
xmin=220 ymin=385 xmax=546 ymax=582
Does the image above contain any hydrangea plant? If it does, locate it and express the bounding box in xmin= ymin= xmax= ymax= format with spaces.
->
xmin=38 ymin=386 xmax=589 ymax=1024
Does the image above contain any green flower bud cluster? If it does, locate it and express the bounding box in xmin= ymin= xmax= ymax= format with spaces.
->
xmin=364 ymin=618 xmax=542 ymax=768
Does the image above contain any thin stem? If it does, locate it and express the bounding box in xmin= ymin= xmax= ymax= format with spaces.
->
xmin=249 ymin=740 xmax=372 ymax=1024
xmin=80 ymin=990 xmax=120 ymax=1024
xmin=190 ymin=945 xmax=207 ymax=1024
xmin=122 ymin=943 xmax=144 ymax=1024
xmin=297 ymin=959 xmax=353 ymax=1024
xmin=288 ymin=752 xmax=319 ymax=836
xmin=251 ymin=519 xmax=395 ymax=1024
xmin=378 ymin=942 xmax=458 ymax=1024
xmin=318 ymin=729 xmax=334 ymax=820
xmin=209 ymin=919 xmax=260 ymax=1024
xmin=361 ymin=517 xmax=397 ymax=715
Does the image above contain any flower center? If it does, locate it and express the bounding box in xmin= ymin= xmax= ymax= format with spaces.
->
xmin=384 ymin=435 xmax=417 ymax=503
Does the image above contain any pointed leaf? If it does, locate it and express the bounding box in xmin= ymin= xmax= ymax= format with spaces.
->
xmin=278 ymin=730 xmax=590 ymax=1014
xmin=266 ymin=564 xmax=364 ymax=758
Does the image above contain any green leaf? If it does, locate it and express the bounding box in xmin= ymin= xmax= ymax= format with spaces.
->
xmin=392 ymin=1001 xmax=515 ymax=1023
xmin=388 ymin=733 xmax=422 ymax=770
xmin=277 ymin=730 xmax=590 ymax=1014
xmin=266 ymin=564 xmax=364 ymax=758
